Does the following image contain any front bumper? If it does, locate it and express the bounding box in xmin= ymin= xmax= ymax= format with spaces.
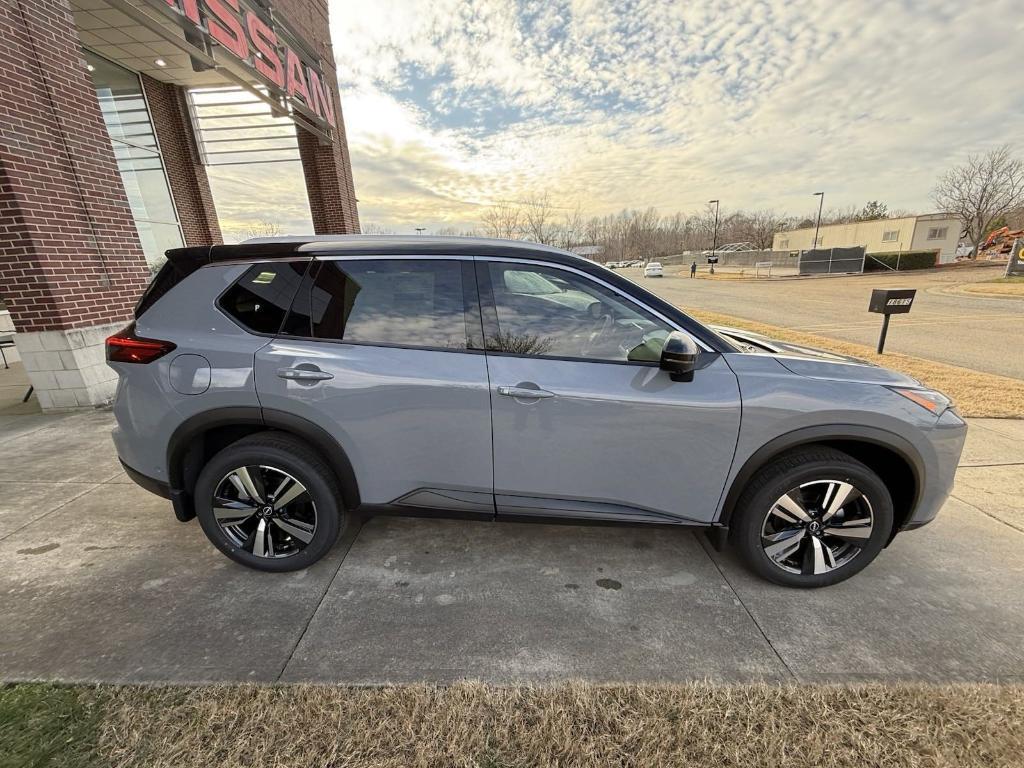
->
xmin=902 ymin=408 xmax=968 ymax=530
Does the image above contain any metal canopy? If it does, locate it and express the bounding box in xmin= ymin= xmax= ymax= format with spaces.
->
xmin=188 ymin=87 xmax=301 ymax=167
xmin=72 ymin=0 xmax=334 ymax=146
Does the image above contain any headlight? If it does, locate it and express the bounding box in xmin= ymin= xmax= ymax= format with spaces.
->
xmin=889 ymin=387 xmax=952 ymax=415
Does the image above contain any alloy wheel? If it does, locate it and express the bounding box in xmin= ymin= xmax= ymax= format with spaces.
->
xmin=212 ymin=465 xmax=317 ymax=559
xmin=760 ymin=479 xmax=874 ymax=575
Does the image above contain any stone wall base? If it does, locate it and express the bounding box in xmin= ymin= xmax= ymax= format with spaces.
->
xmin=16 ymin=322 xmax=124 ymax=410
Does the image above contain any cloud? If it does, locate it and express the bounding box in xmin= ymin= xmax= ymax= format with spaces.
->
xmin=330 ymin=0 xmax=1024 ymax=231
xmin=209 ymin=165 xmax=313 ymax=239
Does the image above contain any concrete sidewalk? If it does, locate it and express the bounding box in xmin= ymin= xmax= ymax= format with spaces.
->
xmin=1 ymin=409 xmax=1022 ymax=685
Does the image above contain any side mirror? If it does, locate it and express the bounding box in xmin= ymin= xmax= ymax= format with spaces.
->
xmin=660 ymin=331 xmax=700 ymax=382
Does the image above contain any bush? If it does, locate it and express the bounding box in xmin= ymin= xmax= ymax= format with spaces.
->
xmin=864 ymin=250 xmax=937 ymax=271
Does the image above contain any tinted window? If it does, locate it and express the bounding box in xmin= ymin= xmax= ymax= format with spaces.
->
xmin=219 ymin=262 xmax=307 ymax=334
xmin=283 ymin=259 xmax=470 ymax=350
xmin=486 ymin=263 xmax=672 ymax=362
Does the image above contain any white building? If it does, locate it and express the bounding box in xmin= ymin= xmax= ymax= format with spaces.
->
xmin=773 ymin=213 xmax=963 ymax=263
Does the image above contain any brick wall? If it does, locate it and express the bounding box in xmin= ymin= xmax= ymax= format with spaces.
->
xmin=275 ymin=0 xmax=360 ymax=234
xmin=142 ymin=74 xmax=223 ymax=247
xmin=0 ymin=0 xmax=151 ymax=333
xmin=297 ymin=126 xmax=359 ymax=234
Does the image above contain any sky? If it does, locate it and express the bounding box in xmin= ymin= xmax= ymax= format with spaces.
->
xmin=220 ymin=0 xmax=1024 ymax=237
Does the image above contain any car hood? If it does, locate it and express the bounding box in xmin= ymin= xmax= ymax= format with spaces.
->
xmin=772 ymin=355 xmax=922 ymax=387
xmin=711 ymin=325 xmax=923 ymax=387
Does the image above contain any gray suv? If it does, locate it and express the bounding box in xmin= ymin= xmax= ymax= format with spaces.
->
xmin=108 ymin=236 xmax=966 ymax=587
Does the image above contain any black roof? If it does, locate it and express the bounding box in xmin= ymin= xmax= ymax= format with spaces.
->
xmin=166 ymin=235 xmax=596 ymax=271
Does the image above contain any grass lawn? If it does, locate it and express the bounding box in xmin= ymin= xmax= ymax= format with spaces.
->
xmin=0 ymin=685 xmax=103 ymax=768
xmin=3 ymin=681 xmax=1024 ymax=768
xmin=687 ymin=309 xmax=1024 ymax=419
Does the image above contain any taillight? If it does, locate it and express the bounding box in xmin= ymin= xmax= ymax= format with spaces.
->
xmin=106 ymin=323 xmax=176 ymax=364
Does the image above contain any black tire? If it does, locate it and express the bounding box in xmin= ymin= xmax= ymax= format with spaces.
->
xmin=195 ymin=433 xmax=344 ymax=572
xmin=731 ymin=447 xmax=893 ymax=588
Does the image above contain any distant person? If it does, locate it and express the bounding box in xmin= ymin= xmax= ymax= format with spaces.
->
xmin=690 ymin=261 xmax=697 ymax=278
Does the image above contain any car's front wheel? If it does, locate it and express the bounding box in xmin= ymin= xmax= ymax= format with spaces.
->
xmin=194 ymin=433 xmax=343 ymax=572
xmin=731 ymin=447 xmax=893 ymax=587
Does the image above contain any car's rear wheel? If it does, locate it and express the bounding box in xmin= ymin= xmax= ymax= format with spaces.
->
xmin=195 ymin=433 xmax=342 ymax=572
xmin=732 ymin=447 xmax=893 ymax=587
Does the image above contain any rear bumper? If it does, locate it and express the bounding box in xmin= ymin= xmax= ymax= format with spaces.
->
xmin=120 ymin=459 xmax=195 ymax=522
xmin=120 ymin=459 xmax=170 ymax=499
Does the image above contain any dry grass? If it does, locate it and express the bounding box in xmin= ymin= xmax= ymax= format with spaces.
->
xmin=688 ymin=309 xmax=1024 ymax=419
xmin=960 ymin=278 xmax=1024 ymax=297
xmin=90 ymin=682 xmax=1024 ymax=768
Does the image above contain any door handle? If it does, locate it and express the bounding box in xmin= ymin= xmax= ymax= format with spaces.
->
xmin=497 ymin=385 xmax=555 ymax=399
xmin=277 ymin=366 xmax=334 ymax=381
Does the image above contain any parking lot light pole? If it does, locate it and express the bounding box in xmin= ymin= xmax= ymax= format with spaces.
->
xmin=812 ymin=192 xmax=824 ymax=250
xmin=709 ymin=199 xmax=719 ymax=274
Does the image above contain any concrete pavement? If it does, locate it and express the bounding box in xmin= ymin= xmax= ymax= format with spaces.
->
xmin=1 ymin=408 xmax=1023 ymax=685
xmin=624 ymin=265 xmax=1024 ymax=379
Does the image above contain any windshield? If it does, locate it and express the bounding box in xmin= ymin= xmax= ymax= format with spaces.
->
xmin=503 ymin=270 xmax=563 ymax=295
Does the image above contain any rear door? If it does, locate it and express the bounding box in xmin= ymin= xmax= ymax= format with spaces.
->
xmin=478 ymin=258 xmax=741 ymax=524
xmin=254 ymin=256 xmax=494 ymax=515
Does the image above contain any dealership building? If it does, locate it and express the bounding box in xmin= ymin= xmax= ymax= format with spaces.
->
xmin=0 ymin=0 xmax=360 ymax=410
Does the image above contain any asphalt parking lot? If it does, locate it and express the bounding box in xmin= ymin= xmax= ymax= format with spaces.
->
xmin=2 ymin=406 xmax=1023 ymax=685
xmin=623 ymin=265 xmax=1024 ymax=379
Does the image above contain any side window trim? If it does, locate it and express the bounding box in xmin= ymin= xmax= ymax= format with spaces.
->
xmin=461 ymin=260 xmax=486 ymax=351
xmin=473 ymin=257 xmax=502 ymax=350
xmin=474 ymin=257 xmax=713 ymax=363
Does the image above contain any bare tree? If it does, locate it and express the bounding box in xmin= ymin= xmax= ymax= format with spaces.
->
xmin=520 ymin=192 xmax=559 ymax=245
xmin=361 ymin=222 xmax=394 ymax=235
xmin=558 ymin=204 xmax=584 ymax=250
xmin=820 ymin=205 xmax=859 ymax=225
xmin=244 ymin=219 xmax=281 ymax=239
xmin=932 ymin=145 xmax=1024 ymax=256
xmin=740 ymin=210 xmax=788 ymax=250
xmin=481 ymin=202 xmax=523 ymax=240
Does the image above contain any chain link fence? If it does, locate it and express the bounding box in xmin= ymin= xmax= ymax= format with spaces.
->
xmin=798 ymin=246 xmax=866 ymax=275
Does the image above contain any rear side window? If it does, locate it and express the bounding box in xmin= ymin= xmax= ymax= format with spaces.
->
xmin=219 ymin=262 xmax=308 ymax=334
xmin=282 ymin=259 xmax=470 ymax=350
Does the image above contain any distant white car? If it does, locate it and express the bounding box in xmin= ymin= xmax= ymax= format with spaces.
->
xmin=643 ymin=262 xmax=664 ymax=278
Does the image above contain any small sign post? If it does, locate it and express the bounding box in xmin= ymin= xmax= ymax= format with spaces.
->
xmin=868 ymin=289 xmax=916 ymax=354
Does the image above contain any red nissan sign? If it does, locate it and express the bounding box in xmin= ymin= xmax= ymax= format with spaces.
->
xmin=160 ymin=0 xmax=336 ymax=129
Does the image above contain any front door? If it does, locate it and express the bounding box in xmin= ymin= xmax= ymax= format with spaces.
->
xmin=479 ymin=259 xmax=741 ymax=524
xmin=254 ymin=257 xmax=494 ymax=515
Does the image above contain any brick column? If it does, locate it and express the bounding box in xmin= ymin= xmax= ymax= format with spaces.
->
xmin=0 ymin=0 xmax=151 ymax=409
xmin=297 ymin=120 xmax=360 ymax=234
xmin=277 ymin=0 xmax=359 ymax=234
xmin=142 ymin=75 xmax=223 ymax=247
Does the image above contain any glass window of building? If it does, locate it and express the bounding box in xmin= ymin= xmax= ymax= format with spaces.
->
xmin=85 ymin=51 xmax=184 ymax=270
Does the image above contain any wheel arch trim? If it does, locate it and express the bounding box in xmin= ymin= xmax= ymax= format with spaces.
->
xmin=166 ymin=406 xmax=361 ymax=519
xmin=717 ymin=424 xmax=924 ymax=528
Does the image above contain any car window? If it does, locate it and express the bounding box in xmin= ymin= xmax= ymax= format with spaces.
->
xmin=219 ymin=262 xmax=307 ymax=334
xmin=282 ymin=259 xmax=470 ymax=350
xmin=485 ymin=262 xmax=672 ymax=362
